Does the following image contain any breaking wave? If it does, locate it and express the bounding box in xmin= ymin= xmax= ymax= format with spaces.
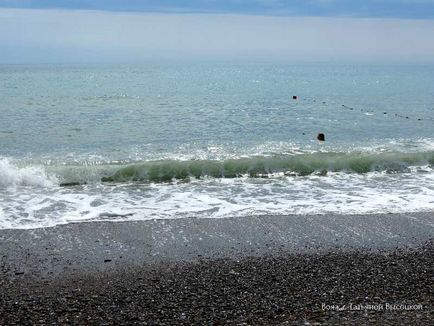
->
xmin=2 ymin=151 xmax=434 ymax=187
xmin=99 ymin=151 xmax=434 ymax=183
xmin=0 ymin=158 xmax=56 ymax=188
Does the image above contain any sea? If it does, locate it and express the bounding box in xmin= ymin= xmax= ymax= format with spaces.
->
xmin=0 ymin=63 xmax=433 ymax=229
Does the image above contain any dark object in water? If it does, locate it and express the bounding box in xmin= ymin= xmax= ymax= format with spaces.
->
xmin=60 ymin=182 xmax=86 ymax=187
xmin=292 ymin=95 xmax=297 ymax=100
xmin=317 ymin=133 xmax=325 ymax=141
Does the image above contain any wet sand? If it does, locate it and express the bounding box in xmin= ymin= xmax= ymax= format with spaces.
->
xmin=1 ymin=213 xmax=433 ymax=324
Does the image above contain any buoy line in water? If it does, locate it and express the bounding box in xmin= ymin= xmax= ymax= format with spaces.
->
xmin=340 ymin=104 xmax=433 ymax=121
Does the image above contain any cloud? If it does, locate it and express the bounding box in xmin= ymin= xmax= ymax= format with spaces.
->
xmin=1 ymin=1 xmax=434 ymax=19
xmin=1 ymin=8 xmax=434 ymax=63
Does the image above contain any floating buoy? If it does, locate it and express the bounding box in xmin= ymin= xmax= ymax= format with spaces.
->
xmin=317 ymin=133 xmax=325 ymax=141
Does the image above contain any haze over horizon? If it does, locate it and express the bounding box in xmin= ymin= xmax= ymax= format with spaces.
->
xmin=1 ymin=1 xmax=434 ymax=64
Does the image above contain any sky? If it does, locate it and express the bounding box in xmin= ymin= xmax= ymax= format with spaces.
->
xmin=2 ymin=1 xmax=434 ymax=19
xmin=1 ymin=1 xmax=434 ymax=63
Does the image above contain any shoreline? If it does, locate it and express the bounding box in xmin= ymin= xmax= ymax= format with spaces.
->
xmin=0 ymin=212 xmax=434 ymax=279
xmin=1 ymin=212 xmax=433 ymax=324
xmin=1 ymin=212 xmax=433 ymax=280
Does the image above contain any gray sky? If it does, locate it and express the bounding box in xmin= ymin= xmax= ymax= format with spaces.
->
xmin=1 ymin=8 xmax=434 ymax=63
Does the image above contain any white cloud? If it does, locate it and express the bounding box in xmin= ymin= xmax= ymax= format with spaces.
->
xmin=1 ymin=8 xmax=434 ymax=63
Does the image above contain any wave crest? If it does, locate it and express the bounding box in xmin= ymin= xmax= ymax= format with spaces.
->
xmin=3 ymin=151 xmax=433 ymax=187
xmin=0 ymin=158 xmax=56 ymax=188
xmin=100 ymin=151 xmax=434 ymax=183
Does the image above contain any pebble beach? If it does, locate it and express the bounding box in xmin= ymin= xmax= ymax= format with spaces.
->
xmin=1 ymin=213 xmax=433 ymax=325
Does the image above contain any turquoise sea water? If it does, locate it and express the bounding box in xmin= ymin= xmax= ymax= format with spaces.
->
xmin=1 ymin=63 xmax=433 ymax=228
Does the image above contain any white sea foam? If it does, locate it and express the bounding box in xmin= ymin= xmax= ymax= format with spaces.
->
xmin=1 ymin=168 xmax=434 ymax=229
xmin=1 ymin=145 xmax=434 ymax=229
xmin=0 ymin=158 xmax=56 ymax=188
